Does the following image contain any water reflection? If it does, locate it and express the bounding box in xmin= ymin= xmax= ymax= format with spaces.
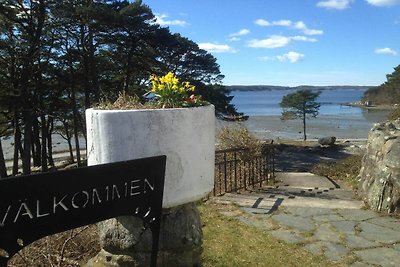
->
xmin=361 ymin=109 xmax=390 ymax=123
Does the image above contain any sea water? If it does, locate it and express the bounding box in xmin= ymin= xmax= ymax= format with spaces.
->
xmin=226 ymin=89 xmax=390 ymax=139
xmin=230 ymin=89 xmax=366 ymax=116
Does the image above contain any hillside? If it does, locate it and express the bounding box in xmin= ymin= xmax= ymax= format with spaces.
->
xmin=362 ymin=86 xmax=400 ymax=104
xmin=361 ymin=65 xmax=400 ymax=105
xmin=227 ymin=85 xmax=373 ymax=91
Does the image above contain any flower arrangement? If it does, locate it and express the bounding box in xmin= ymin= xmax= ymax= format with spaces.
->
xmin=150 ymin=72 xmax=208 ymax=108
xmin=97 ymin=72 xmax=208 ymax=110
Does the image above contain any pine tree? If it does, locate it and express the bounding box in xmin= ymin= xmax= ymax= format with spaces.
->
xmin=280 ymin=89 xmax=321 ymax=141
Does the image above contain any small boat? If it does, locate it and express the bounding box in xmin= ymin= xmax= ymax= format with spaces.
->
xmin=220 ymin=114 xmax=249 ymax=121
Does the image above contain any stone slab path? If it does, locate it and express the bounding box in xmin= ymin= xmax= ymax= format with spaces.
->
xmin=213 ymin=172 xmax=400 ymax=267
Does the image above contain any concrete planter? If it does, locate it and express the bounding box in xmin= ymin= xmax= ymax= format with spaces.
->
xmin=86 ymin=105 xmax=215 ymax=208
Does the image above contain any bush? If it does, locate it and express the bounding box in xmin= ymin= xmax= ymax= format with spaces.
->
xmin=216 ymin=127 xmax=262 ymax=162
xmin=388 ymin=106 xmax=400 ymax=120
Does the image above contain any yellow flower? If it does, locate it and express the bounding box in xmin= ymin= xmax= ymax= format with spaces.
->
xmin=149 ymin=72 xmax=200 ymax=107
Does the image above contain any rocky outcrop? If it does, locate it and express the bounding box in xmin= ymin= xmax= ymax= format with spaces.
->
xmin=358 ymin=119 xmax=400 ymax=213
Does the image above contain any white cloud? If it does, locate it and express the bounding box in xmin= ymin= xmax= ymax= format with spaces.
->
xmin=291 ymin=36 xmax=317 ymax=42
xmin=254 ymin=19 xmax=323 ymax=35
xmin=259 ymin=51 xmax=305 ymax=63
xmin=277 ymin=51 xmax=305 ymax=62
xmin=254 ymin=19 xmax=271 ymax=26
xmin=293 ymin=21 xmax=324 ymax=35
xmin=229 ymin=29 xmax=250 ymax=41
xmin=316 ymin=0 xmax=353 ymax=10
xmin=248 ymin=35 xmax=316 ymax=49
xmin=273 ymin=20 xmax=292 ymax=27
xmin=248 ymin=35 xmax=291 ymax=48
xmin=198 ymin=43 xmax=236 ymax=53
xmin=155 ymin=14 xmax=189 ymax=27
xmin=366 ymin=0 xmax=400 ymax=6
xmin=229 ymin=37 xmax=241 ymax=41
xmin=229 ymin=29 xmax=250 ymax=37
xmin=375 ymin=47 xmax=398 ymax=55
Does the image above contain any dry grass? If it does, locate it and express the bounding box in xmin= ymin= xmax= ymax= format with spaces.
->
xmin=311 ymin=154 xmax=363 ymax=189
xmin=8 ymin=225 xmax=100 ymax=267
xmin=96 ymin=91 xmax=147 ymax=110
xmin=388 ymin=106 xmax=400 ymax=120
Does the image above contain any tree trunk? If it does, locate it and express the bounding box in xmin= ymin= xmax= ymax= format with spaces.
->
xmin=80 ymin=23 xmax=91 ymax=109
xmin=72 ymin=107 xmax=81 ymax=166
xmin=37 ymin=53 xmax=47 ymax=171
xmin=88 ymin=23 xmax=99 ymax=103
xmin=0 ymin=138 xmax=7 ymax=178
xmin=12 ymin=115 xmax=22 ymax=176
xmin=303 ymin=109 xmax=307 ymax=141
xmin=32 ymin=116 xmax=41 ymax=167
xmin=123 ymin=47 xmax=135 ymax=92
xmin=47 ymin=117 xmax=54 ymax=167
xmin=69 ymin=68 xmax=81 ymax=166
xmin=22 ymin=110 xmax=33 ymax=175
xmin=64 ymin=121 xmax=75 ymax=163
xmin=77 ymin=112 xmax=87 ymax=143
xmin=40 ymin=114 xmax=48 ymax=171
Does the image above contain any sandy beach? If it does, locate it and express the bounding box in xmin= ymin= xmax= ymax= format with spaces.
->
xmin=217 ymin=112 xmax=390 ymax=141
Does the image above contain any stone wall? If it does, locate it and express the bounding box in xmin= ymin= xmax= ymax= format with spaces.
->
xmin=358 ymin=119 xmax=400 ymax=213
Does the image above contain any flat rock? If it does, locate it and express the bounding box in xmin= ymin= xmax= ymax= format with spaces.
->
xmin=270 ymin=229 xmax=304 ymax=244
xmin=313 ymin=214 xmax=346 ymax=222
xmin=331 ymin=221 xmax=356 ymax=235
xmin=336 ymin=209 xmax=377 ymax=221
xmin=322 ymin=242 xmax=348 ymax=262
xmin=359 ymin=222 xmax=400 ymax=244
xmin=271 ymin=214 xmax=314 ymax=232
xmin=313 ymin=223 xmax=341 ymax=243
xmin=367 ymin=217 xmax=400 ymax=230
xmin=284 ymin=207 xmax=335 ymax=217
xmin=304 ymin=242 xmax=324 ymax=255
xmin=276 ymin=172 xmax=336 ymax=189
xmin=354 ymin=247 xmax=400 ymax=267
xmin=346 ymin=235 xmax=378 ymax=249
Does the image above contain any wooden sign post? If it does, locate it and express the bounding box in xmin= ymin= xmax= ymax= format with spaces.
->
xmin=0 ymin=156 xmax=166 ymax=267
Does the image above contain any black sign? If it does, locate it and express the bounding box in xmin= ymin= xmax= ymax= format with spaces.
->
xmin=0 ymin=156 xmax=166 ymax=267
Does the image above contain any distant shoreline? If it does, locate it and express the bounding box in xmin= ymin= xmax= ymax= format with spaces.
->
xmin=226 ymin=85 xmax=373 ymax=92
xmin=343 ymin=102 xmax=396 ymax=111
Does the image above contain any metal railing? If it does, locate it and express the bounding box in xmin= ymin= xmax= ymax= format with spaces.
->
xmin=213 ymin=142 xmax=275 ymax=196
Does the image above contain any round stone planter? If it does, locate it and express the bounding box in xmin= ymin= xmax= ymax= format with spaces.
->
xmin=86 ymin=105 xmax=215 ymax=208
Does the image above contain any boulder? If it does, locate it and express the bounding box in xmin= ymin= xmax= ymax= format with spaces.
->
xmin=86 ymin=203 xmax=203 ymax=267
xmin=358 ymin=119 xmax=400 ymax=213
xmin=318 ymin=136 xmax=336 ymax=146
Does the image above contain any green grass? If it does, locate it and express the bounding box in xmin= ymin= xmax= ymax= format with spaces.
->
xmin=200 ymin=202 xmax=345 ymax=267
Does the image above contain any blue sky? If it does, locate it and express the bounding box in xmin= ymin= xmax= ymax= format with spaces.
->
xmin=142 ymin=0 xmax=400 ymax=86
